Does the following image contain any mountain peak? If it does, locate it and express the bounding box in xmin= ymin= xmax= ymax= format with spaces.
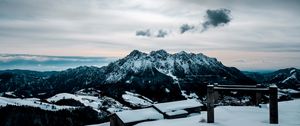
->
xmin=150 ymin=49 xmax=169 ymax=57
xmin=127 ymin=50 xmax=146 ymax=58
xmin=177 ymin=51 xmax=188 ymax=55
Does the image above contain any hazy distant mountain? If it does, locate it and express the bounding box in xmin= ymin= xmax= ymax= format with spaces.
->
xmin=0 ymin=54 xmax=114 ymax=71
xmin=244 ymin=68 xmax=300 ymax=89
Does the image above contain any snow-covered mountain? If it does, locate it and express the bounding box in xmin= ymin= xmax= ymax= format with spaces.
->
xmin=264 ymin=68 xmax=300 ymax=89
xmin=104 ymin=50 xmax=254 ymax=85
xmin=96 ymin=50 xmax=255 ymax=102
xmin=244 ymin=68 xmax=300 ymax=90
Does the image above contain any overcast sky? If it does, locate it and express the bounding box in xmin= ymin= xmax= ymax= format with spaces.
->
xmin=0 ymin=0 xmax=300 ymax=71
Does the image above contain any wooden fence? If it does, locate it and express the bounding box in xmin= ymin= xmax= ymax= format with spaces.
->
xmin=207 ymin=84 xmax=278 ymax=124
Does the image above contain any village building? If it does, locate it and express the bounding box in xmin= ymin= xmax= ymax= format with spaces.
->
xmin=110 ymin=99 xmax=203 ymax=126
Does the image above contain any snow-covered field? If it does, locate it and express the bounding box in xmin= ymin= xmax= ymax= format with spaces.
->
xmin=122 ymin=91 xmax=153 ymax=107
xmin=0 ymin=96 xmax=74 ymax=111
xmin=0 ymin=92 xmax=130 ymax=112
xmin=93 ymin=99 xmax=300 ymax=126
xmin=47 ymin=93 xmax=129 ymax=112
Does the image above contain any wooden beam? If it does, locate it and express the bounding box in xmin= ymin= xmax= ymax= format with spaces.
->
xmin=215 ymin=85 xmax=259 ymax=88
xmin=214 ymin=87 xmax=269 ymax=92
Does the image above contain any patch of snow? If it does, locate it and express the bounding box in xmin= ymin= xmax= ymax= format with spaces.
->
xmin=116 ymin=107 xmax=164 ymax=123
xmin=0 ymin=96 xmax=74 ymax=111
xmin=47 ymin=93 xmax=129 ymax=112
xmin=122 ymin=91 xmax=153 ymax=107
xmin=165 ymin=88 xmax=170 ymax=93
xmin=4 ymin=91 xmax=16 ymax=97
xmin=280 ymin=89 xmax=300 ymax=94
xmin=281 ymin=72 xmax=298 ymax=83
xmin=126 ymin=80 xmax=131 ymax=84
xmin=37 ymin=92 xmax=47 ymax=96
xmin=290 ymin=69 xmax=296 ymax=74
xmin=181 ymin=91 xmax=199 ymax=99
xmin=75 ymin=88 xmax=101 ymax=96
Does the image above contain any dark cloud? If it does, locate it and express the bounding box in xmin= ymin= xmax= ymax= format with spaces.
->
xmin=136 ymin=29 xmax=169 ymax=38
xmin=156 ymin=29 xmax=168 ymax=38
xmin=180 ymin=24 xmax=195 ymax=34
xmin=136 ymin=29 xmax=151 ymax=37
xmin=202 ymin=8 xmax=232 ymax=32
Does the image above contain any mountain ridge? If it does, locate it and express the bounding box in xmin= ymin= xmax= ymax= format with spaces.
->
xmin=1 ymin=50 xmax=255 ymax=101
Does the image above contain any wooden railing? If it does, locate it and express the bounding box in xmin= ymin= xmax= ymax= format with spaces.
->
xmin=207 ymin=84 xmax=278 ymax=124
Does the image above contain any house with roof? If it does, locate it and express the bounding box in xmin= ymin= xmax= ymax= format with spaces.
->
xmin=152 ymin=99 xmax=202 ymax=119
xmin=110 ymin=107 xmax=164 ymax=126
xmin=110 ymin=99 xmax=203 ymax=126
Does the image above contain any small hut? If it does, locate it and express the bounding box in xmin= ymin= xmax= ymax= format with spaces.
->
xmin=152 ymin=99 xmax=202 ymax=119
xmin=110 ymin=107 xmax=163 ymax=126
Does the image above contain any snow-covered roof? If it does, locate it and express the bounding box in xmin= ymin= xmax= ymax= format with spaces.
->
xmin=153 ymin=99 xmax=202 ymax=113
xmin=115 ymin=107 xmax=163 ymax=123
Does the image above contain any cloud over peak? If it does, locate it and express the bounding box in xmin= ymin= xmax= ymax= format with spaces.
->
xmin=137 ymin=8 xmax=232 ymax=37
xmin=180 ymin=24 xmax=195 ymax=34
xmin=136 ymin=29 xmax=169 ymax=38
xmin=202 ymin=8 xmax=232 ymax=32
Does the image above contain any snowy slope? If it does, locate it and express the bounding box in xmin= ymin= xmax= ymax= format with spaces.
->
xmin=47 ymin=93 xmax=129 ymax=112
xmin=281 ymin=69 xmax=299 ymax=84
xmin=122 ymin=91 xmax=153 ymax=107
xmin=0 ymin=96 xmax=74 ymax=111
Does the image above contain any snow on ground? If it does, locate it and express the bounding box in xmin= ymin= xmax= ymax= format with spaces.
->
xmin=181 ymin=90 xmax=199 ymax=99
xmin=3 ymin=91 xmax=17 ymax=97
xmin=0 ymin=96 xmax=74 ymax=111
xmin=122 ymin=91 xmax=153 ymax=107
xmin=280 ymin=89 xmax=300 ymax=94
xmin=116 ymin=107 xmax=164 ymax=123
xmin=135 ymin=99 xmax=300 ymax=126
xmin=47 ymin=93 xmax=129 ymax=112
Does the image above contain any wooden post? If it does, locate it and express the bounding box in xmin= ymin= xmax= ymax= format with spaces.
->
xmin=213 ymin=83 xmax=219 ymax=104
xmin=214 ymin=91 xmax=219 ymax=104
xmin=207 ymin=85 xmax=214 ymax=123
xmin=269 ymin=85 xmax=278 ymax=124
xmin=255 ymin=84 xmax=262 ymax=106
